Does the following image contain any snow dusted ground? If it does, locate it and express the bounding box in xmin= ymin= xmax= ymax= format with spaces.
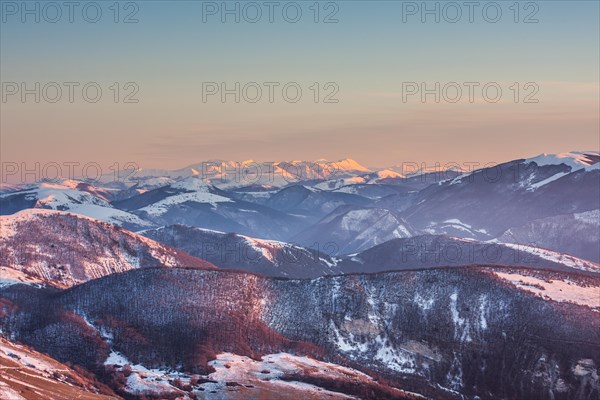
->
xmin=103 ymin=350 xmax=419 ymax=399
xmin=139 ymin=177 xmax=233 ymax=216
xmin=0 ymin=339 xmax=58 ymax=373
xmin=0 ymin=209 xmax=214 ymax=288
xmin=574 ymin=209 xmax=600 ymax=224
xmin=205 ymin=353 xmax=368 ymax=398
xmin=0 ymin=182 xmax=152 ymax=229
xmin=0 ymin=338 xmax=113 ymax=400
xmin=0 ymin=381 xmax=25 ymax=400
xmin=527 ymin=171 xmax=570 ymax=191
xmin=0 ymin=267 xmax=45 ymax=288
xmin=499 ymin=242 xmax=600 ymax=273
xmin=492 ymin=271 xmax=600 ymax=309
xmin=1 ymin=208 xmax=66 ymax=239
xmin=332 ymin=208 xmax=412 ymax=252
xmin=60 ymin=204 xmax=154 ymax=229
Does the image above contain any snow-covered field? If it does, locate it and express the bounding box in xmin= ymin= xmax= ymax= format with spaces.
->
xmin=104 ymin=350 xmax=401 ymax=399
xmin=0 ymin=267 xmax=44 ymax=288
xmin=493 ymin=271 xmax=600 ymax=309
xmin=0 ymin=338 xmax=113 ymax=400
xmin=500 ymin=243 xmax=600 ymax=273
xmin=0 ymin=182 xmax=151 ymax=229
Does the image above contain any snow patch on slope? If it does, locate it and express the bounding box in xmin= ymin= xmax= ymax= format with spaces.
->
xmin=574 ymin=209 xmax=599 ymax=224
xmin=527 ymin=171 xmax=570 ymax=191
xmin=500 ymin=243 xmax=600 ymax=273
xmin=493 ymin=271 xmax=600 ymax=309
xmin=105 ymin=350 xmax=374 ymax=399
xmin=140 ymin=178 xmax=233 ymax=216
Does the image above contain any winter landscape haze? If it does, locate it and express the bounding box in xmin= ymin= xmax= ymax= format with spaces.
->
xmin=1 ymin=1 xmax=599 ymax=398
xmin=1 ymin=151 xmax=599 ymax=399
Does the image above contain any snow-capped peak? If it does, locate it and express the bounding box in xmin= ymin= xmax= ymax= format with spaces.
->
xmin=525 ymin=151 xmax=600 ymax=171
xmin=374 ymin=169 xmax=404 ymax=179
xmin=329 ymin=158 xmax=371 ymax=172
xmin=171 ymin=175 xmax=213 ymax=191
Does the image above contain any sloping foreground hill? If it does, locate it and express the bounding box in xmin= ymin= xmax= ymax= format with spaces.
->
xmin=1 ymin=266 xmax=598 ymax=399
xmin=0 ymin=209 xmax=216 ymax=288
xmin=0 ymin=337 xmax=120 ymax=400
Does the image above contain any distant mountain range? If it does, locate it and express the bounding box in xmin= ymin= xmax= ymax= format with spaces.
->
xmin=2 ymin=210 xmax=594 ymax=286
xmin=1 ymin=151 xmax=599 ymax=399
xmin=2 ymin=152 xmax=598 ymax=259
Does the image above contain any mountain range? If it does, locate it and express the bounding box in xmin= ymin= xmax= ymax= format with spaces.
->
xmin=1 ymin=151 xmax=599 ymax=399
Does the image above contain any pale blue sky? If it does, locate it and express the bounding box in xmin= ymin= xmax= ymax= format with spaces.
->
xmin=1 ymin=0 xmax=599 ymax=169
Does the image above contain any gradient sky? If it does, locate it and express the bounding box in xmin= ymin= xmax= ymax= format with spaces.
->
xmin=1 ymin=0 xmax=599 ymax=175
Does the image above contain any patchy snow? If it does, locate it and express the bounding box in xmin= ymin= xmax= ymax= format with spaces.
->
xmin=445 ymin=353 xmax=464 ymax=391
xmin=393 ymin=224 xmax=412 ymax=237
xmin=125 ymin=372 xmax=179 ymax=395
xmin=449 ymin=292 xmax=472 ymax=343
xmin=104 ymin=351 xmax=130 ymax=367
xmin=448 ymin=172 xmax=472 ymax=185
xmin=336 ymin=209 xmax=411 ymax=252
xmin=0 ymin=267 xmax=45 ymax=288
xmin=479 ymin=295 xmax=488 ymax=330
xmin=574 ymin=209 xmax=599 ymax=225
xmin=171 ymin=176 xmax=213 ymax=191
xmin=493 ymin=271 xmax=600 ymax=309
xmin=444 ymin=219 xmax=471 ymax=228
xmin=441 ymin=220 xmax=488 ymax=235
xmin=331 ymin=321 xmax=369 ymax=354
xmin=61 ymin=204 xmax=153 ymax=228
xmin=501 ymin=243 xmax=600 ymax=273
xmin=0 ymin=208 xmax=64 ymax=239
xmin=414 ymin=293 xmax=434 ymax=311
xmin=104 ymin=351 xmax=189 ymax=396
xmin=314 ymin=177 xmax=366 ymax=191
xmin=0 ymin=340 xmax=58 ymax=373
xmin=0 ymin=209 xmax=202 ymax=288
xmin=0 ymin=182 xmax=110 ymax=210
xmin=340 ymin=210 xmax=373 ymax=231
xmin=0 ymin=183 xmax=151 ymax=228
xmin=134 ymin=176 xmax=176 ymax=189
xmin=527 ymin=171 xmax=570 ymax=191
xmin=241 ymin=236 xmax=284 ymax=263
xmin=0 ymin=338 xmax=113 ymax=400
xmin=315 ymin=168 xmax=403 ymax=190
xmin=140 ymin=178 xmax=233 ymax=216
xmin=319 ymin=256 xmax=340 ymax=269
xmin=372 ymin=336 xmax=417 ymax=374
xmin=424 ymin=219 xmax=489 ymax=237
xmin=0 ymin=183 xmax=31 ymax=193
xmin=0 ymin=381 xmax=25 ymax=400
xmin=105 ymin=350 xmax=375 ymax=399
xmin=210 ymin=352 xmax=371 ymax=383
